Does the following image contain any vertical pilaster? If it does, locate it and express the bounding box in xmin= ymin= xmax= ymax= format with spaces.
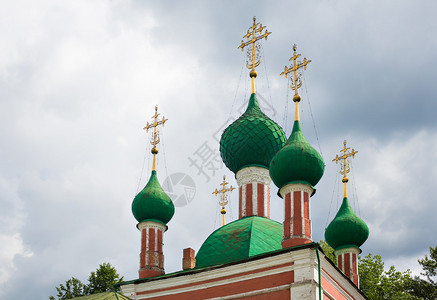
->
xmin=138 ymin=221 xmax=167 ymax=279
xmin=335 ymin=247 xmax=361 ymax=286
xmin=236 ymin=167 xmax=271 ymax=219
xmin=279 ymin=183 xmax=314 ymax=248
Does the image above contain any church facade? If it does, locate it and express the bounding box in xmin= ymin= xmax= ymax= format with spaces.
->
xmin=119 ymin=243 xmax=366 ymax=299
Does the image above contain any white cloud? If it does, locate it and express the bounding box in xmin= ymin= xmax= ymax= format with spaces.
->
xmin=0 ymin=233 xmax=33 ymax=288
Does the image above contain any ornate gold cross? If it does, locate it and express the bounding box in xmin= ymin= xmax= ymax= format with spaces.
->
xmin=238 ymin=17 xmax=271 ymax=93
xmin=332 ymin=140 xmax=358 ymax=197
xmin=212 ymin=175 xmax=235 ymax=226
xmin=143 ymin=105 xmax=168 ymax=171
xmin=280 ymin=44 xmax=311 ymax=121
xmin=280 ymin=44 xmax=311 ymax=102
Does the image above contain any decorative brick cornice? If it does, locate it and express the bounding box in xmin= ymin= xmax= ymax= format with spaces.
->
xmin=334 ymin=247 xmax=361 ymax=256
xmin=236 ymin=166 xmax=271 ymax=186
xmin=279 ymin=183 xmax=313 ymax=198
xmin=138 ymin=221 xmax=166 ymax=232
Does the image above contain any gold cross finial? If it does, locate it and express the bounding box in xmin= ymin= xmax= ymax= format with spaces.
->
xmin=238 ymin=16 xmax=271 ymax=94
xmin=332 ymin=140 xmax=358 ymax=198
xmin=212 ymin=175 xmax=235 ymax=226
xmin=280 ymin=44 xmax=311 ymax=121
xmin=143 ymin=105 xmax=168 ymax=171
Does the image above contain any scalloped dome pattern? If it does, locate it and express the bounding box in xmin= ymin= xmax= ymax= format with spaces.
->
xmin=220 ymin=94 xmax=286 ymax=174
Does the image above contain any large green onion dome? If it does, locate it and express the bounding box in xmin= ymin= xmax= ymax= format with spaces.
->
xmin=195 ymin=216 xmax=283 ymax=268
xmin=325 ymin=197 xmax=369 ymax=251
xmin=132 ymin=170 xmax=175 ymax=225
xmin=269 ymin=120 xmax=324 ymax=191
xmin=220 ymin=93 xmax=287 ymax=174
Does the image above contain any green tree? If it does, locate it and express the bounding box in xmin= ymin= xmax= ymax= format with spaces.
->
xmin=420 ymin=246 xmax=437 ymax=284
xmin=359 ymin=253 xmax=419 ymax=299
xmin=320 ymin=240 xmax=336 ymax=265
xmin=407 ymin=246 xmax=437 ymax=299
xmin=49 ymin=277 xmax=86 ymax=300
xmin=87 ymin=262 xmax=124 ymax=294
xmin=50 ymin=263 xmax=123 ymax=299
xmin=359 ymin=253 xmax=385 ymax=298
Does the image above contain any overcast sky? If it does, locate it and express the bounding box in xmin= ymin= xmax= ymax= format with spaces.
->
xmin=1 ymin=1 xmax=437 ymax=299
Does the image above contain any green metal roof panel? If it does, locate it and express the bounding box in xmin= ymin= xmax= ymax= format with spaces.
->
xmin=72 ymin=292 xmax=132 ymax=300
xmin=220 ymin=93 xmax=287 ymax=174
xmin=325 ymin=197 xmax=369 ymax=251
xmin=131 ymin=170 xmax=175 ymax=224
xmin=195 ymin=216 xmax=283 ymax=268
xmin=270 ymin=120 xmax=325 ymax=190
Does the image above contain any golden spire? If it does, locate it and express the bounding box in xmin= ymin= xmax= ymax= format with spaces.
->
xmin=238 ymin=16 xmax=271 ymax=94
xmin=332 ymin=140 xmax=358 ymax=198
xmin=280 ymin=44 xmax=311 ymax=121
xmin=212 ymin=175 xmax=235 ymax=226
xmin=143 ymin=105 xmax=168 ymax=171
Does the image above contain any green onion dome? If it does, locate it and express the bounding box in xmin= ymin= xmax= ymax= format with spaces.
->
xmin=195 ymin=216 xmax=283 ymax=268
xmin=324 ymin=197 xmax=369 ymax=251
xmin=269 ymin=120 xmax=324 ymax=191
xmin=131 ymin=170 xmax=175 ymax=225
xmin=219 ymin=93 xmax=287 ymax=174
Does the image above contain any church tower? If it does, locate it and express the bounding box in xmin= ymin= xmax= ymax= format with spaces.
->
xmin=220 ymin=17 xmax=286 ymax=220
xmin=195 ymin=17 xmax=286 ymax=269
xmin=325 ymin=141 xmax=369 ymax=286
xmin=131 ymin=106 xmax=175 ymax=279
xmin=270 ymin=45 xmax=325 ymax=248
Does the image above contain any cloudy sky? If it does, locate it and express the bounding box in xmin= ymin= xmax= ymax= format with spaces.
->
xmin=1 ymin=1 xmax=437 ymax=298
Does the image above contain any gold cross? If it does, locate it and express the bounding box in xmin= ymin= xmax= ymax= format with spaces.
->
xmin=212 ymin=175 xmax=235 ymax=226
xmin=280 ymin=44 xmax=311 ymax=102
xmin=143 ymin=105 xmax=168 ymax=170
xmin=238 ymin=17 xmax=271 ymax=93
xmin=332 ymin=140 xmax=358 ymax=197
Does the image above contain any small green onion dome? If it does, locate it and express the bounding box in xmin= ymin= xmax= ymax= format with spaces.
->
xmin=195 ymin=216 xmax=283 ymax=268
xmin=269 ymin=120 xmax=325 ymax=191
xmin=324 ymin=197 xmax=369 ymax=251
xmin=219 ymin=93 xmax=287 ymax=174
xmin=131 ymin=170 xmax=175 ymax=224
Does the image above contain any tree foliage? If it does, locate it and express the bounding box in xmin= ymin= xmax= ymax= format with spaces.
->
xmin=407 ymin=246 xmax=437 ymax=300
xmin=320 ymin=240 xmax=336 ymax=265
xmin=87 ymin=262 xmax=124 ymax=294
xmin=420 ymin=246 xmax=437 ymax=285
xmin=50 ymin=263 xmax=123 ymax=299
xmin=49 ymin=277 xmax=86 ymax=300
xmin=359 ymin=253 xmax=419 ymax=300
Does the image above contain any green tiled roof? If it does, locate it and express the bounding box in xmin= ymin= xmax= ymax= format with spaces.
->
xmin=270 ymin=120 xmax=324 ymax=191
xmin=72 ymin=292 xmax=131 ymax=300
xmin=195 ymin=216 xmax=283 ymax=268
xmin=220 ymin=93 xmax=286 ymax=174
xmin=132 ymin=170 xmax=175 ymax=224
xmin=325 ymin=197 xmax=369 ymax=251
